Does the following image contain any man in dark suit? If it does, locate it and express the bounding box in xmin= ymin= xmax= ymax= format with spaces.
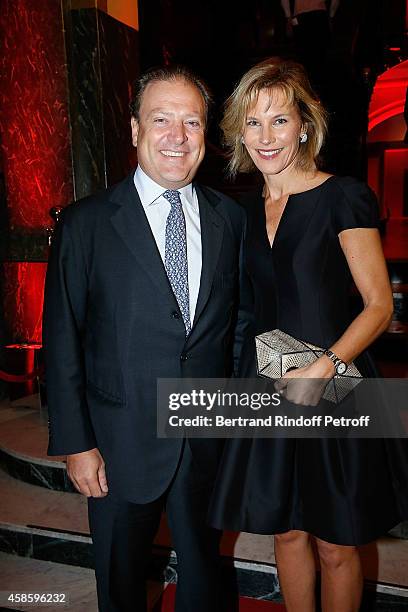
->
xmin=43 ymin=65 xmax=250 ymax=611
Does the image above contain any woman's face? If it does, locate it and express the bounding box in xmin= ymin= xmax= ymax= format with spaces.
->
xmin=242 ymin=88 xmax=305 ymax=177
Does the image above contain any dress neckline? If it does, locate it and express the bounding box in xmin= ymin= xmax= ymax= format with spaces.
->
xmin=285 ymin=174 xmax=335 ymax=198
xmin=262 ymin=175 xmax=335 ymax=249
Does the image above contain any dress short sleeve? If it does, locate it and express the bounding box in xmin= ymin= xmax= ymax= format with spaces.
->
xmin=332 ymin=176 xmax=380 ymax=234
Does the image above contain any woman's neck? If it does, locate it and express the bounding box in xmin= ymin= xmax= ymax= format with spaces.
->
xmin=262 ymin=165 xmax=321 ymax=200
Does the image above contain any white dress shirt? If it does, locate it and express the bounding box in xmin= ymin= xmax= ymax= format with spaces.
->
xmin=134 ymin=165 xmax=202 ymax=326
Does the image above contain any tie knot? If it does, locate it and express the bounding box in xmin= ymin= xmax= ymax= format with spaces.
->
xmin=163 ymin=190 xmax=182 ymax=206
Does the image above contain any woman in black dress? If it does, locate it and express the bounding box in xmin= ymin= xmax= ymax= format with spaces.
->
xmin=210 ymin=59 xmax=408 ymax=611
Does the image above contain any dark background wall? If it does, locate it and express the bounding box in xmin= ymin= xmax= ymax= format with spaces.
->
xmin=138 ymin=0 xmax=407 ymax=180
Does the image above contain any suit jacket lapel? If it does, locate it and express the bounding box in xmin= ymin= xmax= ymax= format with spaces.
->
xmin=109 ymin=173 xmax=179 ymax=308
xmin=193 ymin=183 xmax=225 ymax=326
xmin=109 ymin=174 xmax=226 ymax=329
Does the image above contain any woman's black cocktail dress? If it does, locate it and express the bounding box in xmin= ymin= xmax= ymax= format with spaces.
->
xmin=209 ymin=176 xmax=408 ymax=545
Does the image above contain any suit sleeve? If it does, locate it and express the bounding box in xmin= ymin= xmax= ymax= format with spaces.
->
xmin=43 ymin=209 xmax=97 ymax=455
xmin=233 ymin=210 xmax=254 ymax=376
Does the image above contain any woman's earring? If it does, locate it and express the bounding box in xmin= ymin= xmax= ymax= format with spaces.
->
xmin=300 ymin=133 xmax=308 ymax=143
xmin=241 ymin=136 xmax=245 ymax=144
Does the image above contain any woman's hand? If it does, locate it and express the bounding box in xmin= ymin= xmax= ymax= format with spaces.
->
xmin=274 ymin=357 xmax=335 ymax=406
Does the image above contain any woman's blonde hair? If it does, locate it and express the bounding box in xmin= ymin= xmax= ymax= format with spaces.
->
xmin=221 ymin=58 xmax=328 ymax=176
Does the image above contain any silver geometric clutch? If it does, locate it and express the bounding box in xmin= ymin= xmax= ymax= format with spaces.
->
xmin=255 ymin=329 xmax=362 ymax=403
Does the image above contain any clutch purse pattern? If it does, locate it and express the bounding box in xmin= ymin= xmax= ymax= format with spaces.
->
xmin=255 ymin=329 xmax=362 ymax=404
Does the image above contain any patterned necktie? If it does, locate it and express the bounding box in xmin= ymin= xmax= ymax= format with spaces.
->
xmin=163 ymin=190 xmax=191 ymax=335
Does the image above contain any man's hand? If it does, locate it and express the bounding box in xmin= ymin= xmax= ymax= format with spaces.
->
xmin=66 ymin=448 xmax=108 ymax=497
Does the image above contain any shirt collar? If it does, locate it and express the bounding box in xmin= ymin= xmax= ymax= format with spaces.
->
xmin=134 ymin=165 xmax=197 ymax=211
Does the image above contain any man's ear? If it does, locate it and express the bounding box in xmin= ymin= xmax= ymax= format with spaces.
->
xmin=131 ymin=117 xmax=139 ymax=147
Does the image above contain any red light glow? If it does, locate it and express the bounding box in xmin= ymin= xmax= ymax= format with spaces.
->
xmin=0 ymin=0 xmax=74 ymax=229
xmin=368 ymin=61 xmax=408 ymax=133
xmin=3 ymin=262 xmax=47 ymax=344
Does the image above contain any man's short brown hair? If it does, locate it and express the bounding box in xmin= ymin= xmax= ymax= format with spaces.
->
xmin=130 ymin=65 xmax=213 ymax=127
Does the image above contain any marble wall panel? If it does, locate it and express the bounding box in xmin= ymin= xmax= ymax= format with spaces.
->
xmin=99 ymin=10 xmax=139 ymax=185
xmin=0 ymin=528 xmax=33 ymax=557
xmin=0 ymin=449 xmax=75 ymax=493
xmin=0 ymin=0 xmax=74 ymax=230
xmin=32 ymin=533 xmax=93 ymax=568
xmin=66 ymin=7 xmax=106 ymax=200
xmin=0 ymin=528 xmax=93 ymax=569
xmin=66 ymin=7 xmax=138 ymax=198
xmin=0 ymin=527 xmax=286 ymax=601
xmin=2 ymin=262 xmax=47 ymax=344
xmin=6 ymin=228 xmax=49 ymax=262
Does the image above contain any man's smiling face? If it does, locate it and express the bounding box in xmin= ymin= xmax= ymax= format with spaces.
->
xmin=131 ymin=78 xmax=206 ymax=189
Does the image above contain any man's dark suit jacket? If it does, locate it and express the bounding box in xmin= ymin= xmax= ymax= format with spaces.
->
xmin=44 ymin=172 xmax=251 ymax=503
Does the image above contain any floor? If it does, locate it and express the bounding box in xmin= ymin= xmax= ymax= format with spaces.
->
xmin=0 ymin=394 xmax=407 ymax=610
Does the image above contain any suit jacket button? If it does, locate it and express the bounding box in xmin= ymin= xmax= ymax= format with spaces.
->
xmin=180 ymin=353 xmax=188 ymax=362
xmin=172 ymin=311 xmax=181 ymax=319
